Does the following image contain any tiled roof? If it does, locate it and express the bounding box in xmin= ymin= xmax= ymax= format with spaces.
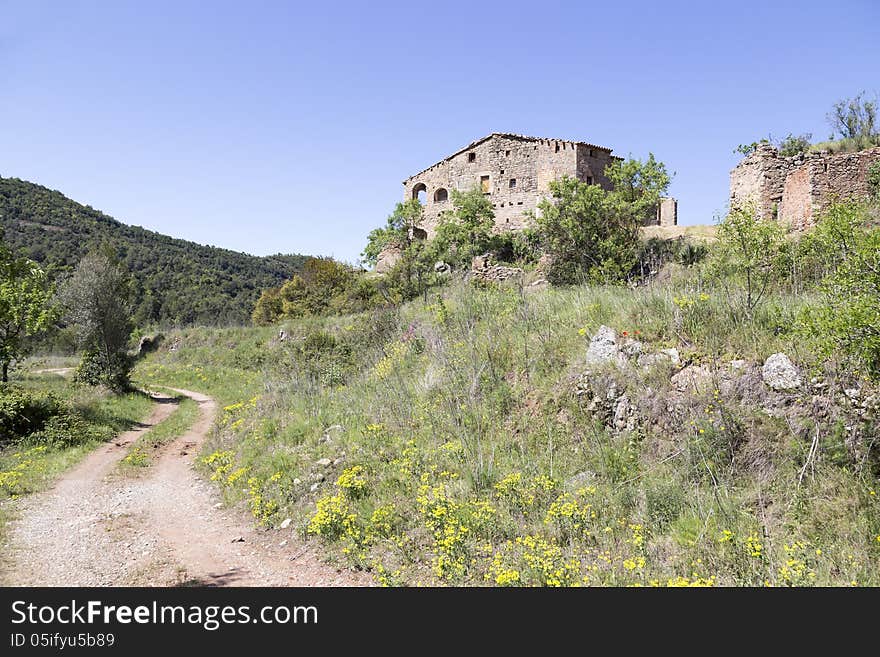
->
xmin=404 ymin=132 xmax=613 ymax=182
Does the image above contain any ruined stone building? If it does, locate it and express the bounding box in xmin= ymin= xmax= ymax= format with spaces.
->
xmin=403 ymin=133 xmax=677 ymax=237
xmin=729 ymin=143 xmax=880 ymax=230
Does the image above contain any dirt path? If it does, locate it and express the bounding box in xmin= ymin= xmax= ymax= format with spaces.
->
xmin=2 ymin=387 xmax=369 ymax=587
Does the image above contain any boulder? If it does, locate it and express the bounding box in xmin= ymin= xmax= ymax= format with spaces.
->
xmin=434 ymin=261 xmax=451 ymax=274
xmin=761 ymin=353 xmax=801 ymax=391
xmin=585 ymin=326 xmax=624 ymax=366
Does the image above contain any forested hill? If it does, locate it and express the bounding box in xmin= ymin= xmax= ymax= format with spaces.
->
xmin=0 ymin=176 xmax=308 ymax=326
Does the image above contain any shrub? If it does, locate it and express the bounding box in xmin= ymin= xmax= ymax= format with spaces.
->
xmin=0 ymin=386 xmax=62 ymax=443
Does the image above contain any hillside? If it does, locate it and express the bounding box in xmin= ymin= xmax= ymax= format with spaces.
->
xmin=134 ymin=273 xmax=879 ymax=586
xmin=0 ymin=177 xmax=308 ymax=325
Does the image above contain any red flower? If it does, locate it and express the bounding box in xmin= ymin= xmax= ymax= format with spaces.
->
xmin=622 ymin=331 xmax=629 ymax=336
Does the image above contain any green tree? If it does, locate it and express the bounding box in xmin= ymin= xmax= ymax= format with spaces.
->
xmin=431 ymin=187 xmax=496 ymax=268
xmin=709 ymin=204 xmax=787 ymax=314
xmin=362 ymin=199 xmax=424 ymax=268
xmin=0 ymin=233 xmax=57 ymax=382
xmin=535 ymin=155 xmax=670 ymax=284
xmin=799 ymin=203 xmax=879 ymax=377
xmin=827 ymin=92 xmax=878 ymax=142
xmin=58 ymin=250 xmax=135 ymax=390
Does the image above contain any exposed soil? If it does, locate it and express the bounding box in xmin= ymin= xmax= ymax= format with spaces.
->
xmin=1 ymin=387 xmax=370 ymax=587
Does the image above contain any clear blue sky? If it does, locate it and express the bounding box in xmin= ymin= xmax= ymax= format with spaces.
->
xmin=2 ymin=0 xmax=878 ymax=263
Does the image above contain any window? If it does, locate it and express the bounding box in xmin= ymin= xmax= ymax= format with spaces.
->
xmin=589 ymin=149 xmax=594 ymax=157
xmin=509 ymin=178 xmax=516 ymax=189
xmin=586 ymin=176 xmax=594 ymax=185
xmin=434 ymin=188 xmax=448 ymax=203
xmin=555 ymin=143 xmax=560 ymax=153
xmin=500 ymin=169 xmax=504 ymax=175
xmin=412 ymin=182 xmax=427 ymax=204
xmin=480 ymin=175 xmax=490 ymax=193
xmin=517 ymin=201 xmax=523 ymax=205
xmin=468 ymin=152 xmax=476 ymax=163
xmin=505 ymin=150 xmax=510 ymax=156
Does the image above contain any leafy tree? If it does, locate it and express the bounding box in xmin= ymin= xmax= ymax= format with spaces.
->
xmin=362 ymin=199 xmax=424 ymax=268
xmin=799 ymin=203 xmax=879 ymax=377
xmin=827 ymin=92 xmax=878 ymax=142
xmin=535 ymin=155 xmax=670 ymax=284
xmin=252 ymin=257 xmax=374 ymax=325
xmin=58 ymin=250 xmax=135 ymax=389
xmin=708 ymin=204 xmax=787 ymax=314
xmin=431 ymin=187 xmax=496 ymax=268
xmin=0 ymin=232 xmax=57 ymax=382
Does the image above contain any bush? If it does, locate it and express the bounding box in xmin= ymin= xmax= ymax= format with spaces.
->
xmin=799 ymin=203 xmax=880 ymax=377
xmin=0 ymin=386 xmax=62 ymax=443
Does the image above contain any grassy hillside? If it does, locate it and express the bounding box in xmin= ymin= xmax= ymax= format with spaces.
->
xmin=135 ymin=276 xmax=880 ymax=586
xmin=0 ymin=177 xmax=308 ymax=325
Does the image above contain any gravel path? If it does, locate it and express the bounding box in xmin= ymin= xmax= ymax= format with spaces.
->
xmin=2 ymin=387 xmax=369 ymax=587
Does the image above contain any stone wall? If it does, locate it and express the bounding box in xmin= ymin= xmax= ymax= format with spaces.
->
xmin=732 ymin=144 xmax=880 ymax=230
xmin=655 ymin=197 xmax=678 ymax=226
xmin=729 ymin=143 xmax=793 ymax=219
xmin=403 ymin=134 xmax=617 ymax=237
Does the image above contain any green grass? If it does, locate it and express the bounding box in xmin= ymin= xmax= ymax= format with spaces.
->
xmin=134 ymin=273 xmax=880 ymax=587
xmin=0 ymin=380 xmax=154 ymax=544
xmin=119 ymin=394 xmax=200 ymax=471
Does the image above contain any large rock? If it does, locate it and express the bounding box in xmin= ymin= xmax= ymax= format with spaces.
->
xmin=671 ymin=364 xmax=713 ymax=393
xmin=762 ymin=353 xmax=801 ymax=391
xmin=585 ymin=325 xmax=624 ymax=366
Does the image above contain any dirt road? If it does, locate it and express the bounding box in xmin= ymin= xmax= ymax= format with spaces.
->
xmin=2 ymin=387 xmax=368 ymax=587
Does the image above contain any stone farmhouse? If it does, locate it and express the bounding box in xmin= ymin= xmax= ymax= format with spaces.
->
xmin=403 ymin=132 xmax=677 ymax=238
xmin=729 ymin=143 xmax=880 ymax=230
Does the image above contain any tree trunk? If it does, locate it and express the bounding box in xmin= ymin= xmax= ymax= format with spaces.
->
xmin=2 ymin=360 xmax=8 ymax=383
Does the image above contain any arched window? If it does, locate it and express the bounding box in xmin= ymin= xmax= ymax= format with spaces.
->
xmin=412 ymin=182 xmax=427 ymax=204
xmin=412 ymin=227 xmax=427 ymax=240
xmin=434 ymin=188 xmax=448 ymax=203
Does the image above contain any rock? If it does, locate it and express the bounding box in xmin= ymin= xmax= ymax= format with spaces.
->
xmin=613 ymin=394 xmax=636 ymax=431
xmin=213 ymin=502 xmax=224 ymax=509
xmin=471 ymin=254 xmax=491 ymax=271
xmin=671 ymin=365 xmax=713 ymax=393
xmin=530 ymin=278 xmax=547 ymax=287
xmin=434 ymin=261 xmax=450 ymax=273
xmin=231 ymin=536 xmax=245 ymax=543
xmin=135 ymin=334 xmax=163 ymax=358
xmin=585 ymin=326 xmax=624 ymax=366
xmin=332 ymin=457 xmax=344 ymax=466
xmin=761 ymin=353 xmax=801 ymax=391
xmin=566 ymin=471 xmax=596 ymax=489
xmin=278 ymin=518 xmax=292 ymax=530
xmin=728 ymin=359 xmax=747 ymax=371
xmin=315 ymin=458 xmax=332 ymax=467
xmin=279 ymin=540 xmax=288 ymax=547
xmin=621 ymin=339 xmax=643 ymax=358
xmin=844 ymin=388 xmax=861 ymax=400
xmin=660 ymin=348 xmax=680 ymax=365
xmin=292 ymin=478 xmax=301 ymax=486
xmin=309 ymin=482 xmax=320 ymax=493
xmin=314 ymin=473 xmax=326 ymax=482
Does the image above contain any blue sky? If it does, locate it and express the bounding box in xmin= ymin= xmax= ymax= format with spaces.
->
xmin=1 ymin=0 xmax=878 ymax=263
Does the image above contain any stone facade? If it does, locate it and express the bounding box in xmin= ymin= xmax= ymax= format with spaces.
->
xmin=730 ymin=144 xmax=880 ymax=229
xmin=403 ymin=133 xmax=676 ymax=237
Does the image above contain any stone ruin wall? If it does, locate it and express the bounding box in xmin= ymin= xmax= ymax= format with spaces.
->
xmin=731 ymin=144 xmax=880 ymax=230
xmin=656 ymin=197 xmax=678 ymax=227
xmin=403 ymin=134 xmax=616 ymax=237
xmin=729 ymin=143 xmax=792 ymax=219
